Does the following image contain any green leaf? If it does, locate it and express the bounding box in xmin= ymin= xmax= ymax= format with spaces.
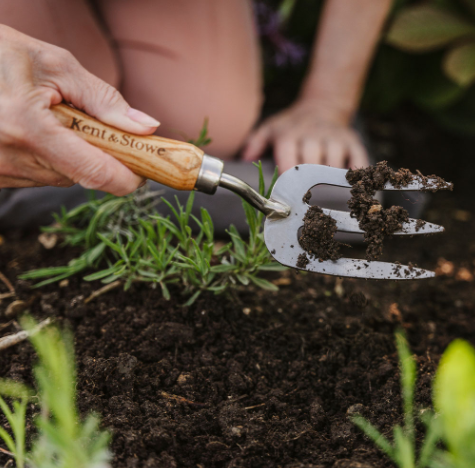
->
xmin=0 ymin=380 xmax=33 ymax=400
xmin=85 ymin=198 xmax=128 ymax=247
xmin=248 ymin=276 xmax=278 ymax=291
xmin=417 ymin=412 xmax=442 ymax=468
xmin=258 ymin=263 xmax=288 ymax=271
xmin=236 ymin=274 xmax=250 ymax=286
xmin=444 ymin=41 xmax=475 ymax=86
xmin=395 ymin=331 xmax=416 ymax=439
xmin=393 ymin=425 xmax=415 ymax=468
xmin=387 ymin=5 xmax=475 ymax=52
xmin=83 ymin=266 xmax=121 ymax=281
xmin=267 ymin=165 xmax=280 ymax=199
xmin=84 ymin=242 xmax=107 ymax=265
xmin=433 ymin=339 xmax=475 ymax=461
xmin=185 ymin=192 xmax=195 ymax=222
xmin=254 ymin=161 xmax=266 ymax=196
xmin=160 ymin=282 xmax=171 ymax=300
xmin=0 ymin=424 xmax=16 ymax=454
xmin=352 ymin=415 xmax=395 ymax=461
xmin=210 ymin=264 xmax=237 ymax=273
xmin=183 ymin=290 xmax=201 ymax=307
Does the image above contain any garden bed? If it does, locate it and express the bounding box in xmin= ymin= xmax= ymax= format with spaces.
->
xmin=0 ymin=112 xmax=474 ymax=468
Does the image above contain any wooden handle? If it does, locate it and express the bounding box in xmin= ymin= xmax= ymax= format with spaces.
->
xmin=51 ymin=103 xmax=204 ymax=191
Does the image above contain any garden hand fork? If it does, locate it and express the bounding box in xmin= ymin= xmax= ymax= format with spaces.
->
xmin=52 ymin=104 xmax=450 ymax=280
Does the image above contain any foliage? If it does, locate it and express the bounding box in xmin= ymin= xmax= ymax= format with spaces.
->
xmin=364 ymin=0 xmax=475 ymax=133
xmin=352 ymin=332 xmax=475 ymax=468
xmin=0 ymin=318 xmax=110 ymax=468
xmin=433 ymin=339 xmax=475 ymax=468
xmin=19 ymin=163 xmax=286 ymax=306
xmin=351 ymin=330 xmax=441 ymax=468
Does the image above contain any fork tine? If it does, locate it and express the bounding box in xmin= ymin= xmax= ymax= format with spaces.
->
xmin=298 ymin=257 xmax=435 ymax=280
xmin=322 ymin=209 xmax=444 ymax=236
xmin=383 ymin=177 xmax=453 ymax=191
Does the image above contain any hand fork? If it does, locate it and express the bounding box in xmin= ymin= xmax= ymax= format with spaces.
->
xmin=52 ymin=104 xmax=450 ymax=280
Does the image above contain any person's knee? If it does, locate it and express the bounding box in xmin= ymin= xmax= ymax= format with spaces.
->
xmin=118 ymin=50 xmax=264 ymax=159
xmin=204 ymin=83 xmax=264 ymax=159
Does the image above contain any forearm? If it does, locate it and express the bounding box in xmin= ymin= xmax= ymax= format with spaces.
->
xmin=300 ymin=0 xmax=392 ymax=124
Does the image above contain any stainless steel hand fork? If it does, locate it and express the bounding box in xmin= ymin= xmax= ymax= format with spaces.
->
xmin=53 ymin=104 xmax=449 ymax=280
xmin=221 ymin=164 xmax=449 ymax=280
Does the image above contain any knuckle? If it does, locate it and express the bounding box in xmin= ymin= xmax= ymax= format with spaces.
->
xmin=96 ymin=81 xmax=123 ymax=109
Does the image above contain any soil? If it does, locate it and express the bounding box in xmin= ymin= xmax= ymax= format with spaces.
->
xmin=297 ymin=204 xmax=341 ymax=267
xmin=345 ymin=161 xmax=451 ymax=260
xmin=298 ymin=161 xmax=451 ymax=264
xmin=0 ymin=110 xmax=474 ymax=468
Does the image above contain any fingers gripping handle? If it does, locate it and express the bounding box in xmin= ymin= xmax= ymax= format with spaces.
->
xmin=51 ymin=103 xmax=209 ymax=191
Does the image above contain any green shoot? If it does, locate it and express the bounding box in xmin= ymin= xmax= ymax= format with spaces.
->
xmin=19 ymin=163 xmax=286 ymax=305
xmin=188 ymin=117 xmax=212 ymax=148
xmin=0 ymin=318 xmax=111 ymax=468
xmin=0 ymin=381 xmax=32 ymax=468
xmin=433 ymin=339 xmax=475 ymax=468
xmin=351 ymin=330 xmax=441 ymax=468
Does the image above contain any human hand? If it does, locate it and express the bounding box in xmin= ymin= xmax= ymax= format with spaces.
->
xmin=242 ymin=100 xmax=369 ymax=173
xmin=0 ymin=25 xmax=160 ymax=195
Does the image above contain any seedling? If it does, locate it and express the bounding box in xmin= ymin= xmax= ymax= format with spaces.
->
xmin=351 ymin=331 xmax=441 ymax=468
xmin=0 ymin=317 xmax=110 ymax=468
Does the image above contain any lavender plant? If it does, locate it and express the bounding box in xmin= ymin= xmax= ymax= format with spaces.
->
xmin=19 ymin=162 xmax=285 ymax=306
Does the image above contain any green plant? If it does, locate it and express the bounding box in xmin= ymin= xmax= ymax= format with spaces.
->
xmin=351 ymin=331 xmax=441 ymax=468
xmin=0 ymin=381 xmax=31 ymax=468
xmin=0 ymin=317 xmax=110 ymax=468
xmin=432 ymin=339 xmax=475 ymax=468
xmin=363 ymin=0 xmax=475 ymax=133
xmin=19 ymin=163 xmax=285 ymax=306
xmin=387 ymin=2 xmax=475 ymax=87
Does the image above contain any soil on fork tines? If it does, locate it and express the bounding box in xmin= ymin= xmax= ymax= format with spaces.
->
xmin=1 ymin=112 xmax=475 ymax=468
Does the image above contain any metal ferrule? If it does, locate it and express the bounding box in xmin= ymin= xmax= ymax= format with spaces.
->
xmin=195 ymin=155 xmax=290 ymax=219
xmin=194 ymin=155 xmax=225 ymax=194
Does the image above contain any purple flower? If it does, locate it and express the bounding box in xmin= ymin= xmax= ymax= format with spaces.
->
xmin=254 ymin=1 xmax=306 ymax=67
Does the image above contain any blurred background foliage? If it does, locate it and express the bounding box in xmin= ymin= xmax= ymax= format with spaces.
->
xmin=259 ymin=0 xmax=475 ymax=134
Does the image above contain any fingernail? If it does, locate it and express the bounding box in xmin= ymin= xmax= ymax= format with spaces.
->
xmin=127 ymin=108 xmax=160 ymax=127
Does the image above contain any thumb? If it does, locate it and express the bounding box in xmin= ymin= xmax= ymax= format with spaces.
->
xmin=52 ymin=50 xmax=160 ymax=135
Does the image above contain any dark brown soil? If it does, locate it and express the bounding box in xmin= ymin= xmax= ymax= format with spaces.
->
xmin=0 ymin=111 xmax=474 ymax=468
xmin=346 ymin=161 xmax=450 ymax=260
xmin=298 ymin=162 xmax=451 ymax=264
xmin=297 ymin=204 xmax=342 ymax=266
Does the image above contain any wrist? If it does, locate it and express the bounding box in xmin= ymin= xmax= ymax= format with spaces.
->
xmin=298 ymin=75 xmax=360 ymax=126
xmin=293 ymin=94 xmax=354 ymax=127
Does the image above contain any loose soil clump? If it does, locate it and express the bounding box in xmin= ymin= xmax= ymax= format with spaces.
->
xmin=298 ymin=202 xmax=342 ymax=267
xmin=298 ymin=162 xmax=451 ymax=265
xmin=346 ymin=161 xmax=450 ymax=260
